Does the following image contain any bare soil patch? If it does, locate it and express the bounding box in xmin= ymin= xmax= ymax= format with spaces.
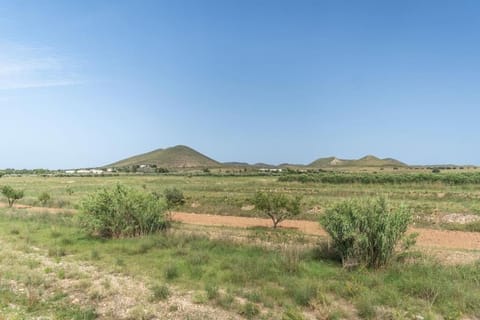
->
xmin=172 ymin=212 xmax=480 ymax=251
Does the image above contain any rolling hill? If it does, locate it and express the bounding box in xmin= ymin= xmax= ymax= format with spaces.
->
xmin=108 ymin=145 xmax=220 ymax=169
xmin=309 ymin=155 xmax=406 ymax=168
xmin=107 ymin=145 xmax=407 ymax=170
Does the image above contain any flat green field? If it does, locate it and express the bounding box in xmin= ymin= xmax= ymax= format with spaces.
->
xmin=2 ymin=174 xmax=480 ymax=228
xmin=1 ymin=173 xmax=480 ymax=319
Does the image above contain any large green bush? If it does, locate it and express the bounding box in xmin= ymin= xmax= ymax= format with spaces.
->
xmin=320 ymin=197 xmax=412 ymax=268
xmin=80 ymin=184 xmax=169 ymax=238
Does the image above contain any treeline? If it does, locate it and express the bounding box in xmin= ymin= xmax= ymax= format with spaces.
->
xmin=278 ymin=172 xmax=480 ymax=185
xmin=0 ymin=168 xmax=58 ymax=175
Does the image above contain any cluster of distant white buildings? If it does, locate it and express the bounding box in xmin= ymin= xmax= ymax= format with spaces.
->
xmin=258 ymin=168 xmax=283 ymax=173
xmin=65 ymin=169 xmax=110 ymax=175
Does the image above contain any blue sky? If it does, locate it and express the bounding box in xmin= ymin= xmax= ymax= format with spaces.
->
xmin=1 ymin=0 xmax=480 ymax=169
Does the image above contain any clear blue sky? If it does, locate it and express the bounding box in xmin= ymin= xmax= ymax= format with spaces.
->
xmin=1 ymin=0 xmax=480 ymax=169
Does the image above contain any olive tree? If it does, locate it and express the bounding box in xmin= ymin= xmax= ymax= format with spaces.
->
xmin=253 ymin=191 xmax=302 ymax=228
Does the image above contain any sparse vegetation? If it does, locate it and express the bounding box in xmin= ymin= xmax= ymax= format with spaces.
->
xmin=38 ymin=191 xmax=51 ymax=206
xmin=1 ymin=173 xmax=480 ymax=318
xmin=164 ymin=187 xmax=185 ymax=209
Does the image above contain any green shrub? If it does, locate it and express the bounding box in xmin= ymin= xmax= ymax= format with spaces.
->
xmin=151 ymin=284 xmax=170 ymax=301
xmin=164 ymin=263 xmax=179 ymax=280
xmin=240 ymin=302 xmax=260 ymax=319
xmin=1 ymin=185 xmax=24 ymax=207
xmin=38 ymin=191 xmax=51 ymax=206
xmin=320 ymin=197 xmax=412 ymax=269
xmin=163 ymin=187 xmax=185 ymax=209
xmin=205 ymin=283 xmax=219 ymax=300
xmin=79 ymin=184 xmax=169 ymax=238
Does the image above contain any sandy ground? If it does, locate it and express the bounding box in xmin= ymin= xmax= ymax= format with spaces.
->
xmin=172 ymin=212 xmax=480 ymax=251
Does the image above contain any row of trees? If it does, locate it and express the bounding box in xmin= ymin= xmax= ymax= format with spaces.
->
xmin=279 ymin=171 xmax=480 ymax=185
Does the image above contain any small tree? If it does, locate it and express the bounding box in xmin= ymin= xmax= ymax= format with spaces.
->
xmin=38 ymin=191 xmax=51 ymax=206
xmin=253 ymin=191 xmax=302 ymax=228
xmin=320 ymin=197 xmax=412 ymax=269
xmin=1 ymin=186 xmax=24 ymax=207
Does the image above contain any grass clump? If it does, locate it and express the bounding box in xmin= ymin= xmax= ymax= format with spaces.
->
xmin=240 ymin=302 xmax=260 ymax=319
xmin=164 ymin=263 xmax=179 ymax=280
xmin=151 ymin=284 xmax=170 ymax=301
xmin=38 ymin=191 xmax=51 ymax=206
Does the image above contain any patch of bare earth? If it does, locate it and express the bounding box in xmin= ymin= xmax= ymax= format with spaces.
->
xmin=172 ymin=212 xmax=480 ymax=251
xmin=3 ymin=203 xmax=480 ymax=252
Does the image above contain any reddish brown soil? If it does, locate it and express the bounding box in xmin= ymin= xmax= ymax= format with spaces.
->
xmin=172 ymin=212 xmax=480 ymax=251
xmin=2 ymin=202 xmax=480 ymax=251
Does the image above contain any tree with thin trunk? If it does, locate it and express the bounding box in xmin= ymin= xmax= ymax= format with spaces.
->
xmin=1 ymin=186 xmax=24 ymax=207
xmin=253 ymin=191 xmax=302 ymax=228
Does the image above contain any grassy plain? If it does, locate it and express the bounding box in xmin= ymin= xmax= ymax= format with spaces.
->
xmin=1 ymin=173 xmax=480 ymax=319
xmin=2 ymin=173 xmax=480 ymax=228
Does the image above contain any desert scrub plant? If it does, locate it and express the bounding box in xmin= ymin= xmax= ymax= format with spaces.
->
xmin=38 ymin=191 xmax=51 ymax=206
xmin=320 ymin=197 xmax=412 ymax=269
xmin=253 ymin=191 xmax=302 ymax=228
xmin=79 ymin=184 xmax=169 ymax=238
xmin=150 ymin=284 xmax=170 ymax=301
xmin=163 ymin=187 xmax=185 ymax=220
xmin=1 ymin=185 xmax=24 ymax=207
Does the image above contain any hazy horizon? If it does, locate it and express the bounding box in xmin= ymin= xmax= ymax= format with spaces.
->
xmin=2 ymin=1 xmax=480 ymax=169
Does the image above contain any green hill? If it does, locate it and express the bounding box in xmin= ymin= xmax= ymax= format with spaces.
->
xmin=309 ymin=155 xmax=406 ymax=168
xmin=108 ymin=145 xmax=220 ymax=169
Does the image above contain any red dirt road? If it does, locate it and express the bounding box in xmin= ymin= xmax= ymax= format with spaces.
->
xmin=172 ymin=212 xmax=480 ymax=251
xmin=2 ymin=202 xmax=480 ymax=251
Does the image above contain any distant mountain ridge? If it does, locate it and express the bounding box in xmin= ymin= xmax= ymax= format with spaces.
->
xmin=309 ymin=155 xmax=406 ymax=168
xmin=107 ymin=145 xmax=408 ymax=169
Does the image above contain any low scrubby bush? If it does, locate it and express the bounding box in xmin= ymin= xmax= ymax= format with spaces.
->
xmin=79 ymin=184 xmax=169 ymax=238
xmin=163 ymin=187 xmax=185 ymax=209
xmin=320 ymin=197 xmax=412 ymax=269
xmin=38 ymin=191 xmax=51 ymax=206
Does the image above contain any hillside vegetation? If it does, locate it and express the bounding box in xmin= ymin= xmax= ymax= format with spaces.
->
xmin=108 ymin=145 xmax=220 ymax=169
xmin=309 ymin=155 xmax=406 ymax=168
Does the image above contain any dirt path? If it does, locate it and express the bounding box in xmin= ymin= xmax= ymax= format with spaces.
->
xmin=2 ymin=202 xmax=480 ymax=251
xmin=172 ymin=212 xmax=480 ymax=251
